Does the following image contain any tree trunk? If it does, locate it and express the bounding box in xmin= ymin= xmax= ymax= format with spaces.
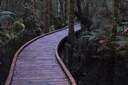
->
xmin=74 ymin=0 xmax=92 ymax=32
xmin=68 ymin=0 xmax=76 ymax=45
xmin=0 ymin=0 xmax=2 ymax=7
xmin=44 ymin=0 xmax=50 ymax=33
xmin=66 ymin=0 xmax=70 ymax=24
xmin=59 ymin=0 xmax=65 ymax=26
xmin=6 ymin=0 xmax=9 ymax=11
xmin=107 ymin=0 xmax=120 ymax=60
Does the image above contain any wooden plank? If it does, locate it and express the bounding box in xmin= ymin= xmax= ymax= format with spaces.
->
xmin=11 ymin=81 xmax=70 ymax=85
xmin=13 ymin=73 xmax=66 ymax=76
xmin=13 ymin=70 xmax=64 ymax=73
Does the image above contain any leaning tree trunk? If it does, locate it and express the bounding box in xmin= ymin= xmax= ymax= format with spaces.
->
xmin=68 ymin=0 xmax=76 ymax=45
xmin=44 ymin=0 xmax=50 ymax=33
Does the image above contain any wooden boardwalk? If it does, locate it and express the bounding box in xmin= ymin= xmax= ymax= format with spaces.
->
xmin=5 ymin=24 xmax=81 ymax=85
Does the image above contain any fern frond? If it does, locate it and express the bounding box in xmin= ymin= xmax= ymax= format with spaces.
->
xmin=83 ymin=35 xmax=92 ymax=38
xmin=116 ymin=36 xmax=128 ymax=41
xmin=111 ymin=41 xmax=128 ymax=45
xmin=120 ymin=22 xmax=128 ymax=25
xmin=0 ymin=15 xmax=14 ymax=20
xmin=0 ymin=11 xmax=15 ymax=15
xmin=117 ymin=27 xmax=124 ymax=32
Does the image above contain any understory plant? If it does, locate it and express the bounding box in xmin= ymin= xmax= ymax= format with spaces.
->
xmin=81 ymin=20 xmax=128 ymax=62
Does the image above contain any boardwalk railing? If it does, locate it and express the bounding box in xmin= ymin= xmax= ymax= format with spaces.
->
xmin=5 ymin=23 xmax=80 ymax=85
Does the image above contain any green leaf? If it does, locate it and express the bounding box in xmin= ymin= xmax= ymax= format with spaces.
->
xmin=92 ymin=43 xmax=100 ymax=46
xmin=103 ymin=46 xmax=109 ymax=50
xmin=83 ymin=35 xmax=92 ymax=38
xmin=116 ymin=36 xmax=128 ymax=41
xmin=111 ymin=41 xmax=128 ymax=45
xmin=121 ymin=22 xmax=128 ymax=25
xmin=89 ymin=36 xmax=96 ymax=41
xmin=65 ymin=42 xmax=71 ymax=47
xmin=117 ymin=27 xmax=124 ymax=32
xmin=0 ymin=11 xmax=15 ymax=15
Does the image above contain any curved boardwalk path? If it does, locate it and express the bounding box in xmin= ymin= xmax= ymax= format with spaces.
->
xmin=5 ymin=24 xmax=81 ymax=85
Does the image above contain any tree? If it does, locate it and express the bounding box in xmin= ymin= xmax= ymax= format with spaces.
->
xmin=107 ymin=0 xmax=120 ymax=62
xmin=0 ymin=0 xmax=2 ymax=7
xmin=68 ymin=0 xmax=76 ymax=45
xmin=74 ymin=0 xmax=92 ymax=32
xmin=44 ymin=0 xmax=50 ymax=33
xmin=6 ymin=0 xmax=9 ymax=11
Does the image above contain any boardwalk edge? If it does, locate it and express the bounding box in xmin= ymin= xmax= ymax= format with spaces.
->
xmin=55 ymin=36 xmax=77 ymax=85
xmin=55 ymin=23 xmax=80 ymax=85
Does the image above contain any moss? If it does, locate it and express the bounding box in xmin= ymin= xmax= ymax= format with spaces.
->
xmin=3 ymin=30 xmax=12 ymax=39
xmin=11 ymin=19 xmax=25 ymax=35
xmin=91 ymin=55 xmax=100 ymax=59
xmin=0 ymin=39 xmax=3 ymax=46
xmin=115 ymin=50 xmax=128 ymax=61
xmin=102 ymin=53 xmax=111 ymax=60
xmin=116 ymin=50 xmax=127 ymax=56
xmin=36 ymin=27 xmax=42 ymax=31
xmin=49 ymin=25 xmax=55 ymax=32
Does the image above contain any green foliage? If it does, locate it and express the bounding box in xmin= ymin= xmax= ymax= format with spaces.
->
xmin=112 ymin=41 xmax=128 ymax=45
xmin=0 ymin=11 xmax=15 ymax=23
xmin=12 ymin=19 xmax=25 ymax=35
xmin=65 ymin=42 xmax=71 ymax=48
xmin=0 ymin=11 xmax=15 ymax=15
xmin=116 ymin=50 xmax=128 ymax=61
xmin=0 ymin=39 xmax=3 ymax=46
xmin=82 ymin=29 xmax=106 ymax=44
xmin=3 ymin=30 xmax=17 ymax=39
xmin=117 ymin=27 xmax=123 ymax=32
xmin=116 ymin=50 xmax=127 ymax=56
xmin=121 ymin=22 xmax=128 ymax=25
xmin=49 ymin=25 xmax=55 ymax=32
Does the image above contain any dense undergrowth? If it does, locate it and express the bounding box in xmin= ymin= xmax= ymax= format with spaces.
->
xmin=0 ymin=31 xmax=36 ymax=85
xmin=60 ymin=20 xmax=128 ymax=85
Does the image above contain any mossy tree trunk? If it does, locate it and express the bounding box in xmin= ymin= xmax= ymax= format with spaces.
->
xmin=67 ymin=0 xmax=76 ymax=72
xmin=68 ymin=0 xmax=76 ymax=45
xmin=74 ymin=0 xmax=92 ymax=32
xmin=44 ymin=0 xmax=50 ymax=33
xmin=66 ymin=0 xmax=70 ymax=24
xmin=112 ymin=0 xmax=120 ymax=40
